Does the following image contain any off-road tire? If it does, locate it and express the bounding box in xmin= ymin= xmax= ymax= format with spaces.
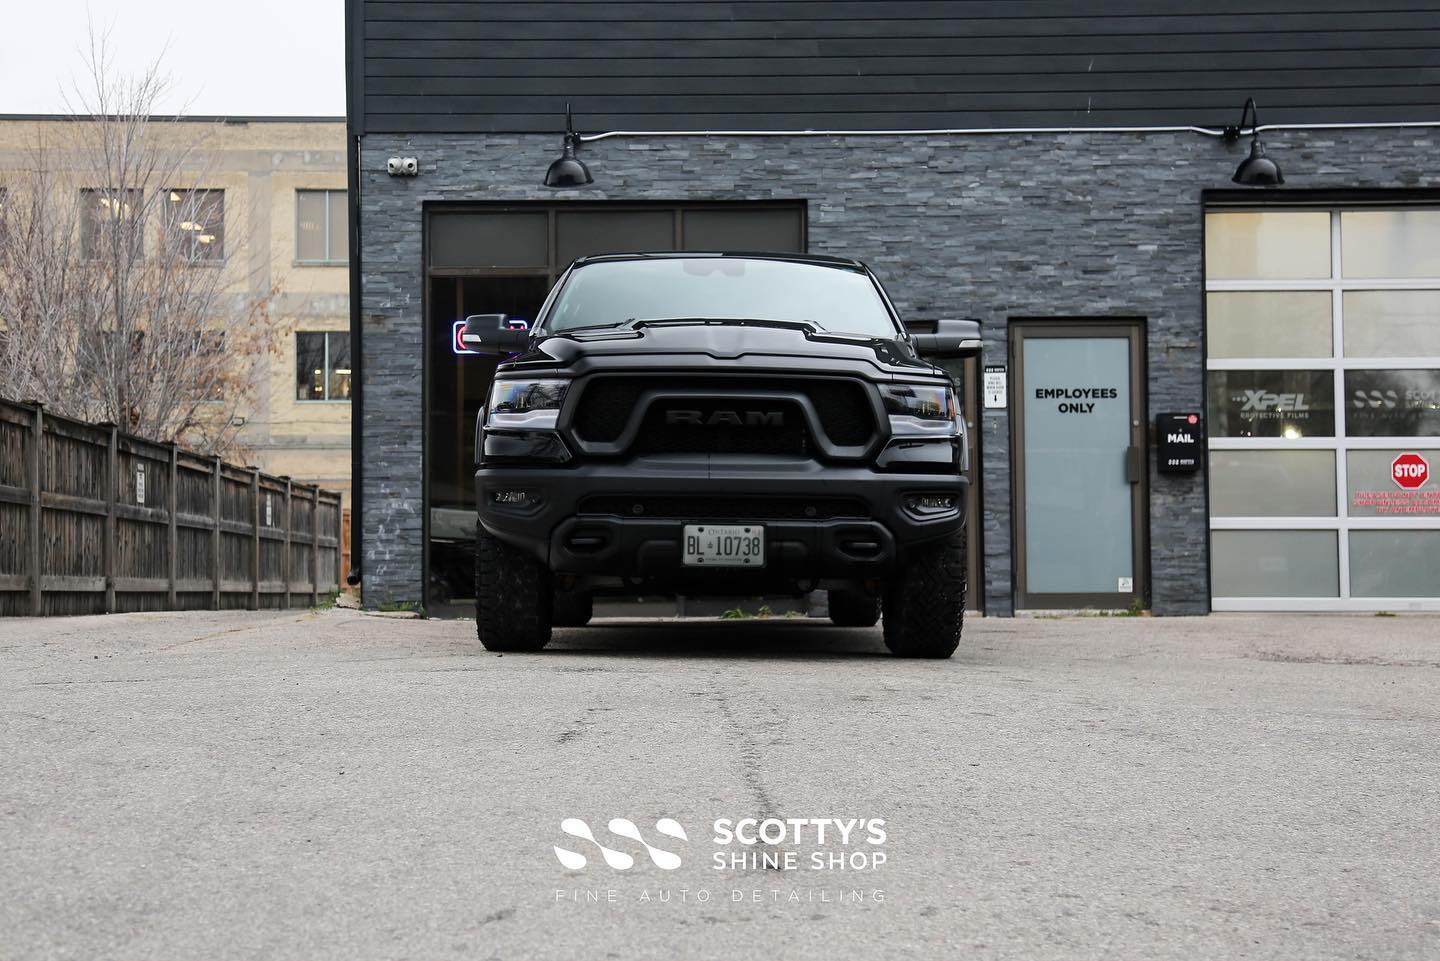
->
xmin=881 ymin=530 xmax=966 ymax=658
xmin=827 ymin=588 xmax=881 ymax=627
xmin=552 ymin=590 xmax=594 ymax=627
xmin=475 ymin=523 xmax=552 ymax=651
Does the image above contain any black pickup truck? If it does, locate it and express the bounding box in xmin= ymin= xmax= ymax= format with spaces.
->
xmin=460 ymin=252 xmax=980 ymax=657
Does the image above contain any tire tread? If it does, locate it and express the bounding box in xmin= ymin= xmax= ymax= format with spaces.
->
xmin=882 ymin=530 xmax=966 ymax=658
xmin=475 ymin=524 xmax=552 ymax=652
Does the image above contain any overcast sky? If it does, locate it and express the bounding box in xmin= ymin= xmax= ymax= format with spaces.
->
xmin=1 ymin=0 xmax=346 ymax=116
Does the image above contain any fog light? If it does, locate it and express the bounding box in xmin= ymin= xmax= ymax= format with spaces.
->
xmin=905 ymin=493 xmax=957 ymax=516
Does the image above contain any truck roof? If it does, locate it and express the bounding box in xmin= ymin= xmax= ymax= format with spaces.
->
xmin=569 ymin=251 xmax=867 ymax=270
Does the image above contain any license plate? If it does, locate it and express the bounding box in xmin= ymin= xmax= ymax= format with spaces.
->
xmin=682 ymin=524 xmax=765 ymax=567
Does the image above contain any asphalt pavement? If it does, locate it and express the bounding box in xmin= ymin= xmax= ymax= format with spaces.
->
xmin=3 ymin=608 xmax=1438 ymax=961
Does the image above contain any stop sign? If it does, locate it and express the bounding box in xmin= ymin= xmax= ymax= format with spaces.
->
xmin=1391 ymin=452 xmax=1430 ymax=490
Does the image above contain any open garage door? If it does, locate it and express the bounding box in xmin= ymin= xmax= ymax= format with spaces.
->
xmin=423 ymin=202 xmax=805 ymax=605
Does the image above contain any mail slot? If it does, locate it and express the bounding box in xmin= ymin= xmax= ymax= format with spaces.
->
xmin=1156 ymin=412 xmax=1204 ymax=474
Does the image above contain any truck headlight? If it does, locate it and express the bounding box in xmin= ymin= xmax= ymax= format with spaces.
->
xmin=882 ymin=384 xmax=960 ymax=436
xmin=487 ymin=378 xmax=569 ymax=429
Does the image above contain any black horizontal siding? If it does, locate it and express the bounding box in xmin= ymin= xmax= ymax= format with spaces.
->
xmin=352 ymin=0 xmax=1440 ymax=133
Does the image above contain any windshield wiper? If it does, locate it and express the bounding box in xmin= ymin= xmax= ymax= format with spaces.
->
xmin=553 ymin=318 xmax=639 ymax=334
xmin=633 ymin=317 xmax=826 ymax=333
xmin=556 ymin=317 xmax=840 ymax=336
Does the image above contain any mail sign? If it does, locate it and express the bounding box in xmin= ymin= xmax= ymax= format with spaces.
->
xmin=1156 ymin=412 xmax=1204 ymax=474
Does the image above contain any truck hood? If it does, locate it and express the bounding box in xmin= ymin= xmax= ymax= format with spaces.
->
xmin=502 ymin=320 xmax=941 ymax=380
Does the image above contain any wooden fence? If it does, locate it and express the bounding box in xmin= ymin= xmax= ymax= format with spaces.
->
xmin=0 ymin=398 xmax=343 ymax=616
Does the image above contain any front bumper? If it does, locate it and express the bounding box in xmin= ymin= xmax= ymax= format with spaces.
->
xmin=476 ymin=457 xmax=967 ymax=583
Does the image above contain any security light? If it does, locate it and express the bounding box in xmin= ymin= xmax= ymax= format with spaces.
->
xmin=386 ymin=157 xmax=419 ymax=177
xmin=1223 ymin=98 xmax=1284 ymax=187
xmin=544 ymin=103 xmax=593 ymax=188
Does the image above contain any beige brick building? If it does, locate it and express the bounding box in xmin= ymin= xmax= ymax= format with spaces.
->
xmin=0 ymin=116 xmax=351 ymax=504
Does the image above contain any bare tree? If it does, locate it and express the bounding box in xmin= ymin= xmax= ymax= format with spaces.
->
xmin=0 ymin=140 xmax=87 ymax=408
xmin=0 ymin=25 xmax=274 ymax=456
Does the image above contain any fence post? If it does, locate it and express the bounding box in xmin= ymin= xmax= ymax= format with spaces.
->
xmin=311 ymin=485 xmax=321 ymax=607
xmin=339 ymin=504 xmax=348 ymax=593
xmin=250 ymin=468 xmax=261 ymax=611
xmin=336 ymin=501 xmax=344 ymax=595
xmin=167 ymin=443 xmax=178 ymax=608
xmin=282 ymin=478 xmax=293 ymax=609
xmin=27 ymin=403 xmax=43 ymax=616
xmin=211 ymin=455 xmax=222 ymax=609
xmin=104 ymin=423 xmax=117 ymax=614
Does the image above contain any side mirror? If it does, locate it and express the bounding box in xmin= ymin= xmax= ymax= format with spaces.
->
xmin=911 ymin=318 xmax=982 ymax=359
xmin=460 ymin=313 xmax=529 ymax=355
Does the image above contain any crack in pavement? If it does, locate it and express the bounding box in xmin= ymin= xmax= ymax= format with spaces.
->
xmin=158 ymin=614 xmax=315 ymax=652
xmin=711 ymin=686 xmax=780 ymax=821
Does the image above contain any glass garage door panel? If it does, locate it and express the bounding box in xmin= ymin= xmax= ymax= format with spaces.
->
xmin=1346 ymin=449 xmax=1440 ymax=517
xmin=681 ymin=208 xmax=804 ymax=252
xmin=1341 ymin=210 xmax=1440 ymax=279
xmin=1205 ymin=211 xmax=1331 ymax=280
xmin=1206 ymin=291 xmax=1332 ymax=359
xmin=1345 ymin=370 xmax=1440 ymax=437
xmin=1211 ymin=531 xmax=1340 ymax=598
xmin=556 ymin=210 xmax=675 ymax=265
xmin=1343 ymin=291 xmax=1440 ymax=358
xmin=1349 ymin=532 xmax=1440 ymax=598
xmin=1022 ymin=336 xmax=1134 ymax=594
xmin=429 ymin=211 xmax=548 ymax=269
xmin=1209 ymin=450 xmax=1336 ymax=517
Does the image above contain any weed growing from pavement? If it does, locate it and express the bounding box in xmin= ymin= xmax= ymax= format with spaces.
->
xmin=1039 ymin=599 xmax=1149 ymax=618
xmin=719 ymin=604 xmax=777 ymax=619
xmin=309 ymin=590 xmax=341 ymax=612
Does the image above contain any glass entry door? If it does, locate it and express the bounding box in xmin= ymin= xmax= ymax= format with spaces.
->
xmin=1012 ymin=322 xmax=1148 ymax=609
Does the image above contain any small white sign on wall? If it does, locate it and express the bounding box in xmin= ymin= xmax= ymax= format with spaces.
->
xmin=265 ymin=493 xmax=273 ymax=527
xmin=1118 ymin=576 xmax=1134 ymax=593
xmin=983 ymin=365 xmax=1007 ymax=409
xmin=135 ymin=465 xmax=145 ymax=505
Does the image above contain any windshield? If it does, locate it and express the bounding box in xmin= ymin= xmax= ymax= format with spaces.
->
xmin=542 ymin=257 xmax=900 ymax=337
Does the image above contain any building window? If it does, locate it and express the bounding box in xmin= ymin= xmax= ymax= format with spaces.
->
xmin=295 ymin=331 xmax=351 ymax=401
xmin=1206 ymin=207 xmax=1440 ymax=610
xmin=81 ymin=188 xmax=143 ymax=260
xmin=164 ymin=188 xmax=224 ymax=260
xmin=296 ymin=189 xmax=347 ymax=264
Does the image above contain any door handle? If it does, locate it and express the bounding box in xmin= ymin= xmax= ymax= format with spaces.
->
xmin=1125 ymin=446 xmax=1142 ymax=484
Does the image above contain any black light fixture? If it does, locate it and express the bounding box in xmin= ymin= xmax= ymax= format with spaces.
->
xmin=1223 ymin=98 xmax=1284 ymax=187
xmin=543 ymin=103 xmax=593 ymax=188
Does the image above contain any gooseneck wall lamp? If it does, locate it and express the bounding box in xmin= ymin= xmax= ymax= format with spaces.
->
xmin=543 ymin=103 xmax=594 ymax=188
xmin=1223 ymin=98 xmax=1284 ymax=187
